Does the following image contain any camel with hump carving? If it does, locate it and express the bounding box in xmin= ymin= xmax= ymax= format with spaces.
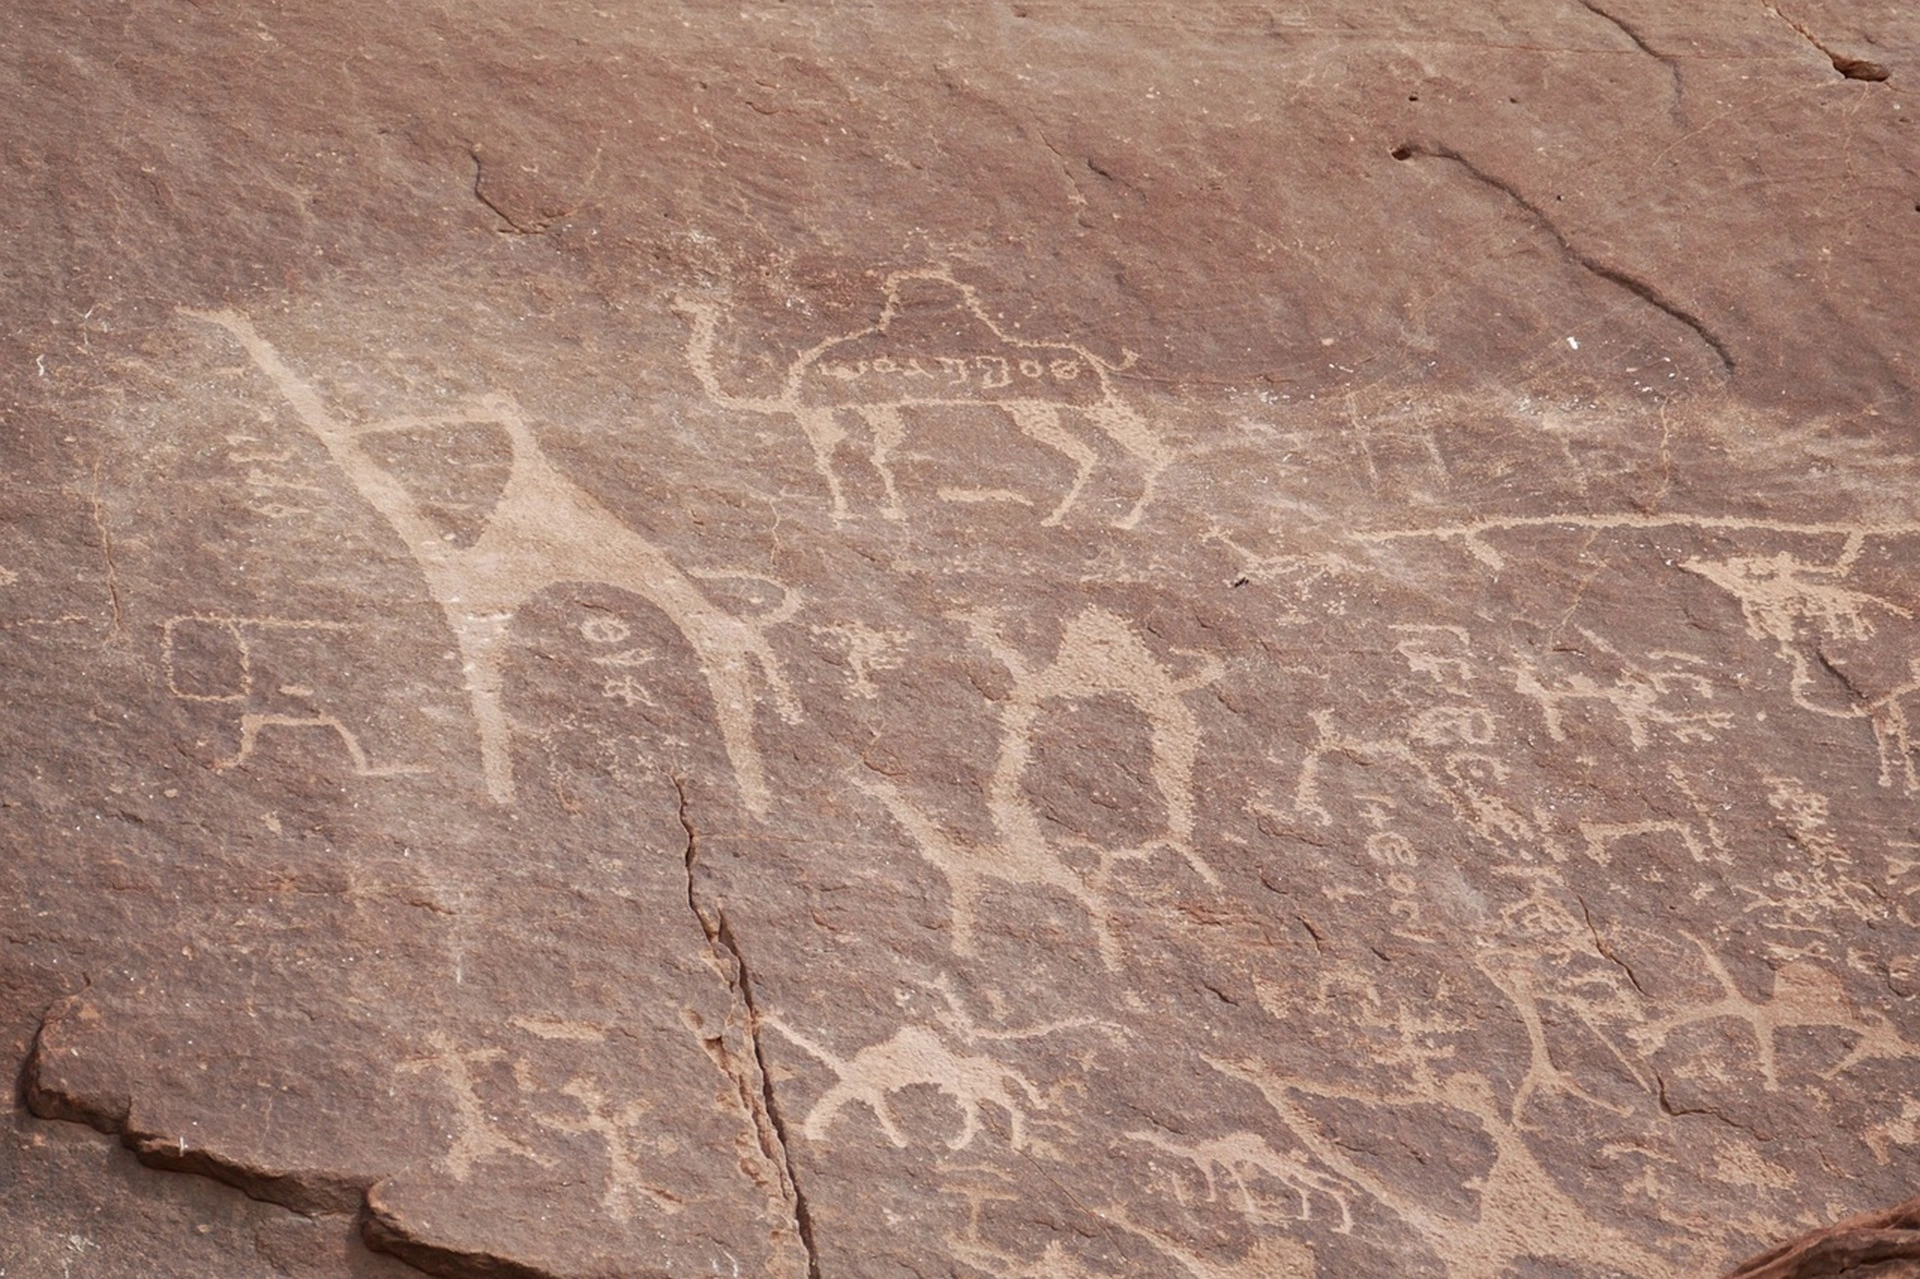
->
xmin=674 ymin=268 xmax=1168 ymax=528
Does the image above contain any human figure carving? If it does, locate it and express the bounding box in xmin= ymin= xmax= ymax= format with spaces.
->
xmin=188 ymin=310 xmax=800 ymax=812
xmin=675 ymin=268 xmax=1167 ymax=527
xmin=536 ymin=1078 xmax=680 ymax=1220
xmin=396 ymin=1032 xmax=554 ymax=1181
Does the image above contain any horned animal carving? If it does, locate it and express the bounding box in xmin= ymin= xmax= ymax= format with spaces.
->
xmin=674 ymin=269 xmax=1168 ymax=528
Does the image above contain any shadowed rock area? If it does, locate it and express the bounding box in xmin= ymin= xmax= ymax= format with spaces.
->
xmin=3 ymin=3 xmax=1919 ymax=1276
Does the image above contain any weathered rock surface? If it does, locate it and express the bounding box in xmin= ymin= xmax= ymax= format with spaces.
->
xmin=4 ymin=2 xmax=1920 ymax=1276
xmin=1726 ymin=1196 xmax=1920 ymax=1278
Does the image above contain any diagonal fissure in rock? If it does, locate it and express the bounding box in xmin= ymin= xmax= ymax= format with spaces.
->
xmin=1761 ymin=2 xmax=1892 ymax=80
xmin=17 ymin=787 xmax=824 ymax=1279
xmin=1391 ymin=141 xmax=1736 ymax=374
xmin=675 ymin=777 xmax=823 ymax=1279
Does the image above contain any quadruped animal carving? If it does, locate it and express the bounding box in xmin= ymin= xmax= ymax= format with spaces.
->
xmin=675 ymin=268 xmax=1168 ymax=528
xmin=1205 ymin=1054 xmax=1676 ymax=1279
xmin=765 ymin=983 xmax=1102 ymax=1154
xmin=1627 ymin=938 xmax=1916 ymax=1090
xmin=1684 ymin=546 xmax=1920 ymax=793
xmin=187 ymin=310 xmax=801 ymax=812
xmin=1122 ymin=1128 xmax=1356 ymax=1233
xmin=768 ymin=1020 xmax=1046 ymax=1153
xmin=859 ymin=605 xmax=1221 ymax=968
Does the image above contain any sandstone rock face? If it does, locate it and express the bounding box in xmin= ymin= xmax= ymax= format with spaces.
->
xmin=4 ymin=3 xmax=1919 ymax=1277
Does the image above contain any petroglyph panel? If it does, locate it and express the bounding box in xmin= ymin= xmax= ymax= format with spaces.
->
xmin=17 ymin=274 xmax=1920 ymax=1279
xmin=10 ymin=10 xmax=1920 ymax=1270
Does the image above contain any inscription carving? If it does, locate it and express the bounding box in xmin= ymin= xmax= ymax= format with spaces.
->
xmin=676 ymin=269 xmax=1168 ymax=527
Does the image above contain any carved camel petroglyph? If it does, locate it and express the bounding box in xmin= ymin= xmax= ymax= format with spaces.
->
xmin=188 ymin=310 xmax=800 ymax=812
xmin=1684 ymin=548 xmax=1920 ymax=793
xmin=765 ymin=1019 xmax=1046 ymax=1153
xmin=765 ymin=984 xmax=1106 ymax=1154
xmin=674 ymin=269 xmax=1168 ymax=528
xmin=858 ymin=605 xmax=1221 ymax=968
xmin=1123 ymin=1128 xmax=1357 ymax=1233
xmin=1207 ymin=1056 xmax=1676 ymax=1278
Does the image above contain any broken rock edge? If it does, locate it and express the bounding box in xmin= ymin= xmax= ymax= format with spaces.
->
xmin=19 ymin=977 xmax=680 ymax=1277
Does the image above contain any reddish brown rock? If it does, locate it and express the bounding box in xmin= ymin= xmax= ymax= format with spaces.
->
xmin=1727 ymin=1196 xmax=1920 ymax=1278
xmin=4 ymin=2 xmax=1920 ymax=1277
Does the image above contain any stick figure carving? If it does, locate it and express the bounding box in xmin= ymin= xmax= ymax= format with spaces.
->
xmin=675 ymin=268 xmax=1168 ymax=527
xmin=188 ymin=310 xmax=800 ymax=812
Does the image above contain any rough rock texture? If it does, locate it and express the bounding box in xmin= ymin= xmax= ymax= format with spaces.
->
xmin=4 ymin=3 xmax=1920 ymax=1277
xmin=1726 ymin=1196 xmax=1920 ymax=1278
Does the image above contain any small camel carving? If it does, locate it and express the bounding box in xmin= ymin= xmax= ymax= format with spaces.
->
xmin=765 ymin=982 xmax=1107 ymax=1153
xmin=1685 ymin=547 xmax=1920 ymax=792
xmin=674 ymin=268 xmax=1168 ymax=528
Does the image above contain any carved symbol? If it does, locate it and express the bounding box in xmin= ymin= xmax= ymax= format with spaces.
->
xmin=812 ymin=622 xmax=907 ymax=700
xmin=1391 ymin=623 xmax=1475 ymax=690
xmin=675 ymin=268 xmax=1167 ymax=528
xmin=1866 ymin=661 xmax=1920 ymax=794
xmin=223 ymin=431 xmax=324 ymax=521
xmin=579 ymin=617 xmax=632 ymax=645
xmin=601 ymin=675 xmax=655 ymax=708
xmin=186 ymin=310 xmax=802 ymax=814
xmin=161 ymin=614 xmax=425 ymax=779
